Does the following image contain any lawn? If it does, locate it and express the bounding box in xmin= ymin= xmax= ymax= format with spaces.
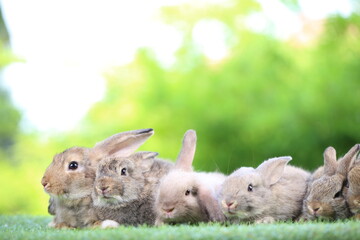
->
xmin=0 ymin=215 xmax=359 ymax=240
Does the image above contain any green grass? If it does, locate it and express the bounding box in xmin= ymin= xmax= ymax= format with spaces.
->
xmin=0 ymin=215 xmax=359 ymax=240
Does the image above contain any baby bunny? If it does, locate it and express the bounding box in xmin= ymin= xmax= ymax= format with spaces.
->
xmin=154 ymin=130 xmax=226 ymax=225
xmin=302 ymin=144 xmax=360 ymax=220
xmin=92 ymin=151 xmax=173 ymax=226
xmin=219 ymin=156 xmax=310 ymax=224
xmin=344 ymin=147 xmax=360 ymax=219
xmin=41 ymin=128 xmax=154 ymax=228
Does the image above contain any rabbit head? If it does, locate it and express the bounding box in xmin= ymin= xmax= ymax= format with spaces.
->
xmin=219 ymin=157 xmax=291 ymax=220
xmin=93 ymin=151 xmax=158 ymax=207
xmin=155 ymin=170 xmax=208 ymax=224
xmin=41 ymin=128 xmax=154 ymax=200
xmin=155 ymin=130 xmax=225 ymax=224
xmin=345 ymin=154 xmax=360 ymax=215
xmin=304 ymin=144 xmax=359 ymax=220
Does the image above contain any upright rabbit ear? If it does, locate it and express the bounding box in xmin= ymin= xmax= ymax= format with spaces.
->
xmin=89 ymin=128 xmax=154 ymax=163
xmin=135 ymin=151 xmax=159 ymax=171
xmin=198 ymin=188 xmax=225 ymax=222
xmin=256 ymin=156 xmax=292 ymax=186
xmin=337 ymin=144 xmax=360 ymax=177
xmin=175 ymin=130 xmax=197 ymax=172
xmin=323 ymin=146 xmax=337 ymax=176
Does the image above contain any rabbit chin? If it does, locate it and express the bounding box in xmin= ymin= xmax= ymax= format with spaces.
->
xmin=93 ymin=195 xmax=130 ymax=207
xmin=223 ymin=209 xmax=250 ymax=219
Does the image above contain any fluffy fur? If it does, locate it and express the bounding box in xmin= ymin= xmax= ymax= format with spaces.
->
xmin=344 ymin=150 xmax=360 ymax=219
xmin=219 ymin=157 xmax=310 ymax=224
xmin=301 ymin=144 xmax=360 ymax=220
xmin=41 ymin=128 xmax=154 ymax=228
xmin=154 ymin=130 xmax=226 ymax=225
xmin=92 ymin=151 xmax=173 ymax=226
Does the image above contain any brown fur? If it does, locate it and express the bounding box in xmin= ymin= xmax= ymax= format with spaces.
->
xmin=301 ymin=144 xmax=360 ymax=220
xmin=344 ymin=153 xmax=360 ymax=216
xmin=219 ymin=157 xmax=310 ymax=223
xmin=92 ymin=152 xmax=173 ymax=226
xmin=41 ymin=128 xmax=154 ymax=228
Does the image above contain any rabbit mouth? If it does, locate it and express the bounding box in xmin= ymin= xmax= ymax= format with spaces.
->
xmin=223 ymin=208 xmax=237 ymax=215
xmin=223 ymin=209 xmax=249 ymax=219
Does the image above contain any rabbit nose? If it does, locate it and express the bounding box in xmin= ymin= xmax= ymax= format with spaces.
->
xmin=163 ymin=207 xmax=174 ymax=213
xmin=221 ymin=199 xmax=237 ymax=209
xmin=101 ymin=186 xmax=109 ymax=193
xmin=41 ymin=178 xmax=49 ymax=188
xmin=227 ymin=201 xmax=235 ymax=207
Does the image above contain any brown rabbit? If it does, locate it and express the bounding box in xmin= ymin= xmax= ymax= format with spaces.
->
xmin=344 ymin=151 xmax=360 ymax=219
xmin=219 ymin=156 xmax=310 ymax=224
xmin=301 ymin=144 xmax=360 ymax=220
xmin=154 ymin=130 xmax=226 ymax=225
xmin=41 ymin=128 xmax=154 ymax=228
xmin=92 ymin=151 xmax=173 ymax=226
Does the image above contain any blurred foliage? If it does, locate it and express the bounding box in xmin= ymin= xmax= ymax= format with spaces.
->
xmin=0 ymin=1 xmax=360 ymax=215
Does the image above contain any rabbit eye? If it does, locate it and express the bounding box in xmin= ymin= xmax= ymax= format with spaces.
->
xmin=121 ymin=168 xmax=127 ymax=176
xmin=185 ymin=190 xmax=191 ymax=196
xmin=68 ymin=161 xmax=78 ymax=170
xmin=248 ymin=184 xmax=253 ymax=192
xmin=334 ymin=191 xmax=342 ymax=199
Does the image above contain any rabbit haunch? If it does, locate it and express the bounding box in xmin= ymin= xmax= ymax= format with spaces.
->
xmin=154 ymin=130 xmax=226 ymax=225
xmin=302 ymin=144 xmax=360 ymax=220
xmin=41 ymin=128 xmax=154 ymax=228
xmin=92 ymin=151 xmax=173 ymax=226
xmin=219 ymin=156 xmax=310 ymax=223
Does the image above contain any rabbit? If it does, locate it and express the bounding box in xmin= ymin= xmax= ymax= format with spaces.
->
xmin=344 ymin=149 xmax=360 ymax=219
xmin=92 ymin=151 xmax=174 ymax=227
xmin=154 ymin=130 xmax=226 ymax=225
xmin=41 ymin=128 xmax=154 ymax=228
xmin=219 ymin=156 xmax=310 ymax=224
xmin=301 ymin=144 xmax=360 ymax=220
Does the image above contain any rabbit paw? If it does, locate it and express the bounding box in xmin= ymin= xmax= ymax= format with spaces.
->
xmin=52 ymin=222 xmax=74 ymax=229
xmin=155 ymin=218 xmax=164 ymax=226
xmin=255 ymin=216 xmax=275 ymax=224
xmin=100 ymin=220 xmax=120 ymax=229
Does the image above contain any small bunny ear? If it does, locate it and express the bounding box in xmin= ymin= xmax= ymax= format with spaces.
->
xmin=135 ymin=151 xmax=158 ymax=172
xmin=175 ymin=130 xmax=197 ymax=172
xmin=256 ymin=156 xmax=292 ymax=186
xmin=198 ymin=188 xmax=225 ymax=222
xmin=323 ymin=146 xmax=337 ymax=176
xmin=89 ymin=128 xmax=154 ymax=163
xmin=337 ymin=144 xmax=360 ymax=177
xmin=136 ymin=151 xmax=159 ymax=160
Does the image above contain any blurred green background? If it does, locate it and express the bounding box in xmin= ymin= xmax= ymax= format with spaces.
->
xmin=0 ymin=0 xmax=359 ymax=215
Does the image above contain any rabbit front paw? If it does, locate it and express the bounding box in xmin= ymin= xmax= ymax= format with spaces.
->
xmin=255 ymin=216 xmax=275 ymax=224
xmin=100 ymin=220 xmax=120 ymax=229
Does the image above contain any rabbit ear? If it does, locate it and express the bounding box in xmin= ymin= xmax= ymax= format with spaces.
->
xmin=349 ymin=151 xmax=360 ymax=172
xmin=323 ymin=146 xmax=337 ymax=176
xmin=135 ymin=151 xmax=158 ymax=171
xmin=175 ymin=130 xmax=197 ymax=171
xmin=198 ymin=188 xmax=225 ymax=222
xmin=256 ymin=156 xmax=292 ymax=186
xmin=337 ymin=144 xmax=360 ymax=177
xmin=136 ymin=151 xmax=159 ymax=160
xmin=90 ymin=128 xmax=154 ymax=163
